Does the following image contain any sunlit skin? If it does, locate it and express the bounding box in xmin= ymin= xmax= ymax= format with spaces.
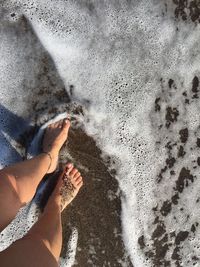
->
xmin=0 ymin=118 xmax=83 ymax=266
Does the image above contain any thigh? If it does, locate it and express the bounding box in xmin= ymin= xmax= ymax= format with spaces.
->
xmin=0 ymin=238 xmax=59 ymax=267
xmin=0 ymin=172 xmax=22 ymax=232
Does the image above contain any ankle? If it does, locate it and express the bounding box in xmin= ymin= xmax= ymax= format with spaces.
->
xmin=45 ymin=196 xmax=61 ymax=214
xmin=43 ymin=147 xmax=59 ymax=159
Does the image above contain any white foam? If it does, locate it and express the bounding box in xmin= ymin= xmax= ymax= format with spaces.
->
xmin=59 ymin=227 xmax=78 ymax=267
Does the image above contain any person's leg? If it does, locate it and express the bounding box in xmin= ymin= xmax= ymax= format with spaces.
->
xmin=0 ymin=118 xmax=70 ymax=232
xmin=0 ymin=163 xmax=83 ymax=267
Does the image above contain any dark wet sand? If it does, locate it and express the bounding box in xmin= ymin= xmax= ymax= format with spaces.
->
xmin=59 ymin=126 xmax=132 ymax=266
xmin=38 ymin=121 xmax=132 ymax=266
xmin=36 ymin=120 xmax=133 ymax=266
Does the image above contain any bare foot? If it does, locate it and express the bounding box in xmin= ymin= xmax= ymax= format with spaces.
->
xmin=47 ymin=163 xmax=83 ymax=211
xmin=42 ymin=118 xmax=70 ymax=173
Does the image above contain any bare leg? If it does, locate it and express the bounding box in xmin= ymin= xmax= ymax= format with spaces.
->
xmin=0 ymin=164 xmax=83 ymax=266
xmin=0 ymin=118 xmax=70 ymax=232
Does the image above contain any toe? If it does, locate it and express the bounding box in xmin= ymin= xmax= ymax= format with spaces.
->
xmin=54 ymin=121 xmax=60 ymax=128
xmin=66 ymin=163 xmax=72 ymax=169
xmin=77 ymin=179 xmax=83 ymax=188
xmin=49 ymin=122 xmax=57 ymax=128
xmin=69 ymin=168 xmax=78 ymax=178
xmin=58 ymin=120 xmax=63 ymax=128
xmin=75 ymin=176 xmax=82 ymax=185
xmin=65 ymin=163 xmax=73 ymax=174
xmin=74 ymin=172 xmax=81 ymax=179
xmin=62 ymin=119 xmax=70 ymax=132
xmin=48 ymin=123 xmax=54 ymax=129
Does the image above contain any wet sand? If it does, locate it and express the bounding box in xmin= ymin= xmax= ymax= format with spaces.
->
xmin=59 ymin=126 xmax=132 ymax=266
xmin=135 ymin=3 xmax=200 ymax=266
xmin=38 ymin=119 xmax=132 ymax=266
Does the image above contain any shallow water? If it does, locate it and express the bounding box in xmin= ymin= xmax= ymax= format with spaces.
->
xmin=1 ymin=0 xmax=200 ymax=266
